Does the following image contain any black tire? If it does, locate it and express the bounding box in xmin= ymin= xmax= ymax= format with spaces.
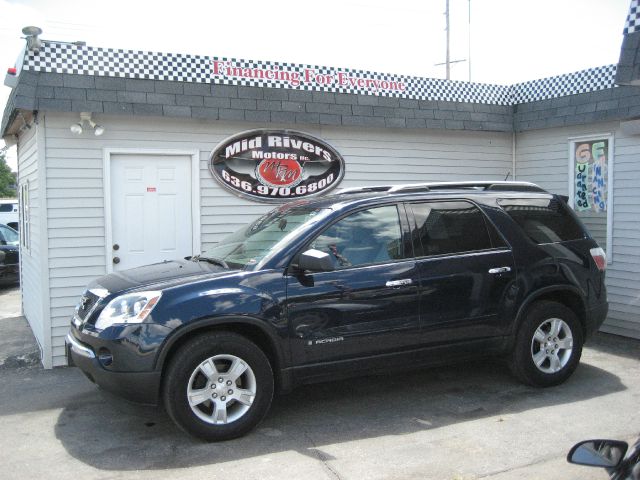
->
xmin=163 ymin=332 xmax=274 ymax=441
xmin=509 ymin=301 xmax=584 ymax=387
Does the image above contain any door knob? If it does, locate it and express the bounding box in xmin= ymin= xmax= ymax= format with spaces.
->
xmin=385 ymin=279 xmax=413 ymax=287
xmin=113 ymin=257 xmax=120 ymax=264
xmin=488 ymin=266 xmax=511 ymax=274
xmin=113 ymin=244 xmax=120 ymax=251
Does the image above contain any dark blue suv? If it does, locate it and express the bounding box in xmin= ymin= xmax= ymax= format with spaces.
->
xmin=66 ymin=181 xmax=608 ymax=441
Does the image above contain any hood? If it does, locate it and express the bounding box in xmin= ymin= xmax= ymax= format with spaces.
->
xmin=91 ymin=259 xmax=240 ymax=294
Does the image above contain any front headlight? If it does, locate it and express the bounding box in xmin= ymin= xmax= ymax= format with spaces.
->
xmin=95 ymin=291 xmax=162 ymax=330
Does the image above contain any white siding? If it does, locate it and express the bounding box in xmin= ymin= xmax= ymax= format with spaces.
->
xmin=16 ymin=122 xmax=48 ymax=363
xmin=42 ymin=112 xmax=513 ymax=366
xmin=516 ymin=121 xmax=640 ymax=339
xmin=605 ymin=129 xmax=640 ymax=339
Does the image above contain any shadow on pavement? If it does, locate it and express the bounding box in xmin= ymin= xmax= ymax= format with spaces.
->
xmin=586 ymin=332 xmax=640 ymax=362
xmin=46 ymin=358 xmax=624 ymax=471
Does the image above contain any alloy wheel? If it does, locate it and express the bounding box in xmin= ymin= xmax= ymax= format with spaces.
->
xmin=186 ymin=354 xmax=257 ymax=425
xmin=530 ymin=317 xmax=574 ymax=374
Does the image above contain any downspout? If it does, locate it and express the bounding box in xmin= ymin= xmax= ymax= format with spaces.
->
xmin=512 ymin=131 xmax=516 ymax=180
xmin=36 ymin=113 xmax=53 ymax=369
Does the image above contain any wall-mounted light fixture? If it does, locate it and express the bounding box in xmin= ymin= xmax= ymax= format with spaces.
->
xmin=70 ymin=112 xmax=105 ymax=136
xmin=22 ymin=26 xmax=43 ymax=53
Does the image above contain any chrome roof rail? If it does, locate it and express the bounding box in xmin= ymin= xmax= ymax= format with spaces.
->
xmin=388 ymin=181 xmax=546 ymax=193
xmin=336 ymin=181 xmax=547 ymax=196
xmin=337 ymin=185 xmax=394 ymax=194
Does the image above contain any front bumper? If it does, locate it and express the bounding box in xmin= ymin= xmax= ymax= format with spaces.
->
xmin=66 ymin=332 xmax=162 ymax=405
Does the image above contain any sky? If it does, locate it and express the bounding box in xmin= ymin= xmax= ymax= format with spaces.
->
xmin=0 ymin=0 xmax=632 ymax=171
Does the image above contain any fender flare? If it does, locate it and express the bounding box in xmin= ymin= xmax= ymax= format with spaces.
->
xmin=153 ymin=315 xmax=287 ymax=372
xmin=510 ymin=284 xmax=587 ymax=337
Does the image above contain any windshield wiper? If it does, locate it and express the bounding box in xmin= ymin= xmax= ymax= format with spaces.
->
xmin=191 ymin=255 xmax=229 ymax=269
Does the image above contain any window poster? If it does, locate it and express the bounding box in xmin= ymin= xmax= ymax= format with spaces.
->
xmin=574 ymin=139 xmax=608 ymax=212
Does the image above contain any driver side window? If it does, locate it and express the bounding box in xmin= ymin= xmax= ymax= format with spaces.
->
xmin=311 ymin=205 xmax=405 ymax=268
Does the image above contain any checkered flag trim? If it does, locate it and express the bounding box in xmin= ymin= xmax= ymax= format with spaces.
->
xmin=624 ymin=0 xmax=640 ymax=34
xmin=511 ymin=65 xmax=617 ymax=104
xmin=22 ymin=41 xmax=616 ymax=105
xmin=23 ymin=42 xmax=211 ymax=81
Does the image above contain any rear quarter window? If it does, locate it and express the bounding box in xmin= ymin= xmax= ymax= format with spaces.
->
xmin=498 ymin=197 xmax=586 ymax=244
xmin=408 ymin=201 xmax=495 ymax=256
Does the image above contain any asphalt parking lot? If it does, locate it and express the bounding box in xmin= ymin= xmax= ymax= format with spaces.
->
xmin=0 ymin=284 xmax=638 ymax=480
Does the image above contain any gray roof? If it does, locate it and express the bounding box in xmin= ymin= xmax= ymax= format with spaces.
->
xmin=2 ymin=33 xmax=640 ymax=137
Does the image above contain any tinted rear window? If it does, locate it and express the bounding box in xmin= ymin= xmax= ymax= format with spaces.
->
xmin=499 ymin=197 xmax=585 ymax=244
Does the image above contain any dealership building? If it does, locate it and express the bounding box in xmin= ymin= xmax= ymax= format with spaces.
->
xmin=3 ymin=4 xmax=640 ymax=368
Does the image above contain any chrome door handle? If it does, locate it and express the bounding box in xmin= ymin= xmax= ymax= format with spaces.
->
xmin=488 ymin=266 xmax=511 ymax=274
xmin=386 ymin=279 xmax=413 ymax=287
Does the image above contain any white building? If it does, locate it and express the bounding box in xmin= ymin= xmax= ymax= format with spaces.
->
xmin=3 ymin=5 xmax=640 ymax=368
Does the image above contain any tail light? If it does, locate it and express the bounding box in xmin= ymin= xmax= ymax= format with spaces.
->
xmin=590 ymin=247 xmax=606 ymax=271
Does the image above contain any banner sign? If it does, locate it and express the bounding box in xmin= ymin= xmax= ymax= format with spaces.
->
xmin=573 ymin=139 xmax=608 ymax=212
xmin=22 ymin=42 xmax=619 ymax=105
xmin=213 ymin=60 xmax=407 ymax=96
xmin=210 ymin=130 xmax=345 ymax=203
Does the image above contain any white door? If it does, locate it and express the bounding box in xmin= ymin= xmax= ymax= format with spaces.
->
xmin=110 ymin=154 xmax=193 ymax=271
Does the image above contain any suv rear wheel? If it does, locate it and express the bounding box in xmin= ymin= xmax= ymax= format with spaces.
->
xmin=509 ymin=301 xmax=583 ymax=387
xmin=163 ymin=332 xmax=274 ymax=441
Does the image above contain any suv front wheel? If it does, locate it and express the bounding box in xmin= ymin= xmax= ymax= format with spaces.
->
xmin=163 ymin=331 xmax=274 ymax=441
xmin=509 ymin=301 xmax=584 ymax=387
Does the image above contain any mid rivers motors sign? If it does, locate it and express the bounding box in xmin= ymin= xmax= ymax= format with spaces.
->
xmin=210 ymin=130 xmax=345 ymax=202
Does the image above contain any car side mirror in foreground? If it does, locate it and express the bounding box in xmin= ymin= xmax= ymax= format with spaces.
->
xmin=297 ymin=249 xmax=335 ymax=272
xmin=568 ymin=439 xmax=628 ymax=468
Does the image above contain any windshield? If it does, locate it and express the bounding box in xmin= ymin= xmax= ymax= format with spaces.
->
xmin=0 ymin=225 xmax=18 ymax=246
xmin=199 ymin=205 xmax=330 ymax=270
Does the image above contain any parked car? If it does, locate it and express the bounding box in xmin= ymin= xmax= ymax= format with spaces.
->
xmin=66 ymin=181 xmax=608 ymax=441
xmin=568 ymin=436 xmax=640 ymax=479
xmin=0 ymin=199 xmax=18 ymax=231
xmin=0 ymin=223 xmax=19 ymax=285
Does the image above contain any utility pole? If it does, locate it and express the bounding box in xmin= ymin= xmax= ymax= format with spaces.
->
xmin=446 ymin=0 xmax=450 ymax=80
xmin=435 ymin=0 xmax=466 ymax=79
xmin=468 ymin=0 xmax=471 ymax=82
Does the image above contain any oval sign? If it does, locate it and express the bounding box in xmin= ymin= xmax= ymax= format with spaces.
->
xmin=209 ymin=129 xmax=345 ymax=203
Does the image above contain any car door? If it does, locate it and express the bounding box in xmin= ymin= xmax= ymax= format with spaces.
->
xmin=407 ymin=200 xmax=516 ymax=344
xmin=285 ymin=204 xmax=422 ymax=366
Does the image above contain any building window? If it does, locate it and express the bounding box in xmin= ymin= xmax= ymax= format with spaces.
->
xmin=568 ymin=135 xmax=613 ymax=263
xmin=19 ymin=182 xmax=30 ymax=251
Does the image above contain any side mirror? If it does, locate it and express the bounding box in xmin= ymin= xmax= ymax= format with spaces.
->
xmin=297 ymin=249 xmax=335 ymax=272
xmin=568 ymin=440 xmax=628 ymax=468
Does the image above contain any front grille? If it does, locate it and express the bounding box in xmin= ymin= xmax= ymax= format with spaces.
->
xmin=75 ymin=291 xmax=100 ymax=320
xmin=2 ymin=248 xmax=18 ymax=265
